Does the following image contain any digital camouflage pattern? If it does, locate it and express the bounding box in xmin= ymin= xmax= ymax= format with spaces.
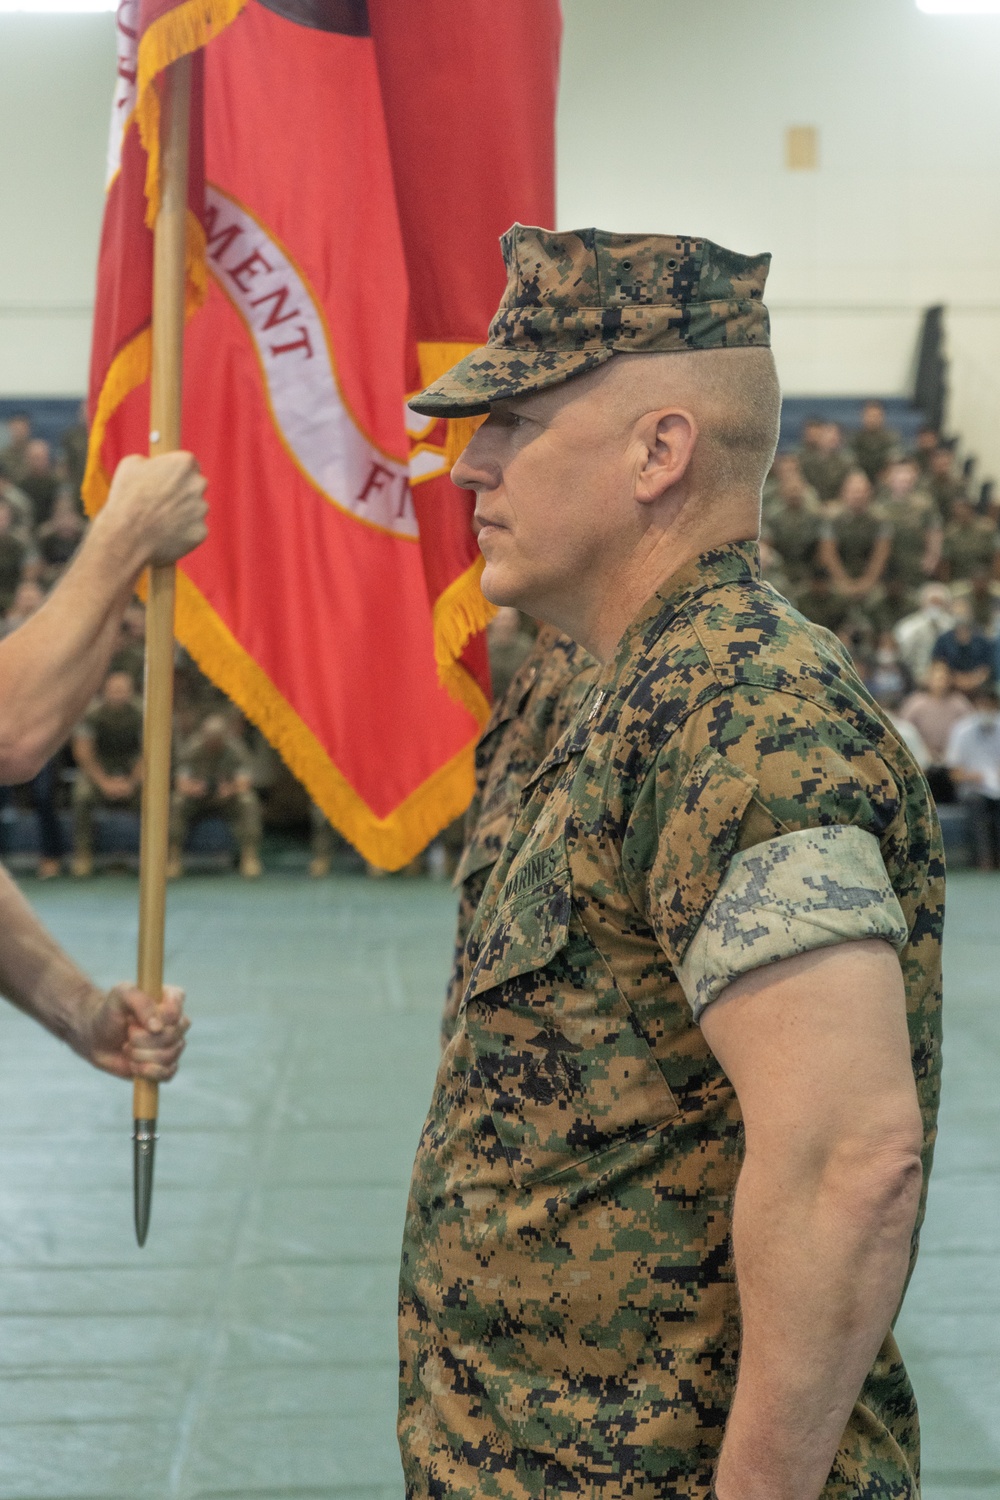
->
xmin=399 ymin=541 xmax=944 ymax=1500
xmin=442 ymin=626 xmax=599 ymax=1048
xmin=408 ymin=227 xmax=771 ymax=419
xmin=678 ymin=824 xmax=909 ymax=1020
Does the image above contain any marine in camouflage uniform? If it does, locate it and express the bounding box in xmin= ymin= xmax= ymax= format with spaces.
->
xmin=402 ymin=225 xmax=943 ymax=1500
xmin=442 ymin=626 xmax=599 ymax=1048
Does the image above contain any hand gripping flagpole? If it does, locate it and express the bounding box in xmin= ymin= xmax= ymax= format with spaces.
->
xmin=133 ymin=54 xmax=192 ymax=1247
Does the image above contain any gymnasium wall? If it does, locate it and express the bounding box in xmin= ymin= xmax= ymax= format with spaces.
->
xmin=1 ymin=0 xmax=998 ymax=471
xmin=0 ymin=16 xmax=115 ymax=398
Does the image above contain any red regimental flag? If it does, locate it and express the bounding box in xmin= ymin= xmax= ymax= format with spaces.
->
xmin=369 ymin=0 xmax=562 ymax=714
xmin=86 ymin=0 xmax=560 ymax=870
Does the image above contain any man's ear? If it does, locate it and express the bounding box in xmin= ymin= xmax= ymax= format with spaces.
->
xmin=634 ymin=408 xmax=698 ymax=505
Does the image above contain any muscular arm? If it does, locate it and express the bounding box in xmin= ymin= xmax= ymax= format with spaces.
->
xmin=701 ymin=939 xmax=923 ymax=1500
xmin=0 ymin=453 xmax=206 ymax=782
xmin=0 ymin=862 xmax=187 ymax=1079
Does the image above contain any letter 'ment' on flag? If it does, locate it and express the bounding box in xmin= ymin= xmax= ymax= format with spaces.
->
xmin=85 ymin=0 xmax=561 ymax=870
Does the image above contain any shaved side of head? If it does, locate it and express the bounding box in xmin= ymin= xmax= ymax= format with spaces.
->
xmin=605 ymin=346 xmax=782 ymax=505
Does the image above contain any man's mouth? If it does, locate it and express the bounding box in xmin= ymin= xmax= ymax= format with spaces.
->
xmin=474 ymin=512 xmax=507 ymax=534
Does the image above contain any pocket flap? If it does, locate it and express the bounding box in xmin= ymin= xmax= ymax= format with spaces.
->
xmin=466 ymin=842 xmax=571 ymax=1001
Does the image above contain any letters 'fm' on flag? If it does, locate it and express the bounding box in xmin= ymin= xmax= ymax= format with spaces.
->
xmin=85 ymin=0 xmax=561 ymax=870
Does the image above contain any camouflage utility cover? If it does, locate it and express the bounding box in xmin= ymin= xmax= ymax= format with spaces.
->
xmin=442 ymin=626 xmax=600 ymax=1048
xmin=399 ymin=542 xmax=944 ymax=1500
xmin=409 ymin=226 xmax=771 ymax=418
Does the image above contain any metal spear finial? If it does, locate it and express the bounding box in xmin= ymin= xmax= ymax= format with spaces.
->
xmin=133 ymin=1116 xmax=158 ymax=1246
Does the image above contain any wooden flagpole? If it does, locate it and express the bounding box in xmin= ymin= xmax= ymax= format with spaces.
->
xmin=133 ymin=53 xmax=192 ymax=1247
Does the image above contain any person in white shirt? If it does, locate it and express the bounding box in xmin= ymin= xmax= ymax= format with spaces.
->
xmin=945 ymin=685 xmax=1000 ymax=870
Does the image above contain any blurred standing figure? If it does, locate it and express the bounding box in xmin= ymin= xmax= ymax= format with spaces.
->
xmin=71 ymin=670 xmax=144 ymax=878
xmin=851 ymin=400 xmax=899 ymax=483
xmin=169 ymin=713 xmax=263 ymax=879
xmin=946 ymin=684 xmax=1000 ymax=869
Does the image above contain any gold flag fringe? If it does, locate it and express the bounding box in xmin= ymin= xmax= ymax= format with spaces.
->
xmin=172 ymin=574 xmax=477 ymax=870
xmin=135 ymin=0 xmax=249 ymax=228
xmin=415 ymin=340 xmax=495 ymax=722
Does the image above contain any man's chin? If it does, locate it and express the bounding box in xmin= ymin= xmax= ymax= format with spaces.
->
xmin=479 ymin=561 xmax=527 ymax=611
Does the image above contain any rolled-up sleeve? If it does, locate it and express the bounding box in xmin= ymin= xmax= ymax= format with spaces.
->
xmin=677 ymin=824 xmax=908 ymax=1021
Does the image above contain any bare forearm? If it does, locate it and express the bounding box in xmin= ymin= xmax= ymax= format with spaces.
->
xmin=0 ymin=514 xmax=146 ymax=779
xmin=0 ymin=865 xmax=102 ymax=1046
xmin=715 ymin=1148 xmax=922 ymax=1500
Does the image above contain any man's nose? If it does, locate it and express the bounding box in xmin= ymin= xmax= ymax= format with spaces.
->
xmin=451 ymin=426 xmax=499 ymax=492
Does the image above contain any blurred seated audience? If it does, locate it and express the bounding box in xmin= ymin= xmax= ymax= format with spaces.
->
xmin=109 ymin=599 xmax=146 ymax=690
xmin=939 ymin=498 xmax=1000 ymax=584
xmin=18 ymin=439 xmax=60 ymax=529
xmin=795 ymin=569 xmax=852 ymax=635
xmin=0 ymin=497 xmax=29 ymax=614
xmin=761 ymin=452 xmax=821 ymax=523
xmin=70 ymin=670 xmax=143 ymax=878
xmin=0 ymin=479 xmax=33 ymax=545
xmin=799 ymin=419 xmax=852 ymax=502
xmin=60 ymin=402 xmax=89 ymax=506
xmin=926 ymin=444 xmax=965 ymax=522
xmin=945 ymin=684 xmax=1000 ymax=870
xmin=893 ymin=583 xmax=955 ymax=688
xmin=952 ymin=569 xmax=1000 ymax=637
xmin=876 ymin=457 xmax=942 ymax=597
xmin=851 ymin=400 xmax=900 ymax=483
xmin=898 ymin=660 xmax=972 ymax=802
xmin=885 ymin=707 xmax=931 ymax=775
xmin=0 ymin=414 xmax=32 ymax=486
xmin=487 ymin=607 xmax=536 ymax=704
xmin=817 ymin=470 xmax=892 ymax=600
xmin=0 ymin=579 xmax=45 ymax=638
xmin=760 ymin=462 xmax=823 ymax=598
xmin=37 ymin=495 xmax=86 ymax=586
xmin=931 ymin=601 xmax=994 ymax=695
xmin=863 ymin=632 xmax=913 ymax=705
xmin=169 ymin=712 xmax=262 ymax=879
xmin=911 ymin=424 xmax=940 ymax=476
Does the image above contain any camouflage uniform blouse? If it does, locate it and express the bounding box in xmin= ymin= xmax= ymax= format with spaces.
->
xmin=441 ymin=627 xmax=600 ymax=1047
xmin=399 ymin=542 xmax=944 ymax=1500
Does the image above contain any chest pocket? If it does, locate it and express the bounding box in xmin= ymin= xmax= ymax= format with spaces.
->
xmin=463 ymin=843 xmax=679 ymax=1188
